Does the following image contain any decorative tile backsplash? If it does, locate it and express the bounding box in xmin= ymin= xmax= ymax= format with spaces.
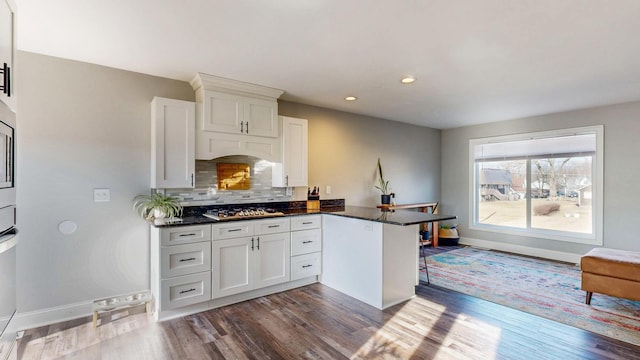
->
xmin=165 ymin=155 xmax=293 ymax=205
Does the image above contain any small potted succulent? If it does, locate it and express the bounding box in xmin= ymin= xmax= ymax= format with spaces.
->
xmin=133 ymin=192 xmax=183 ymax=223
xmin=375 ymin=158 xmax=392 ymax=205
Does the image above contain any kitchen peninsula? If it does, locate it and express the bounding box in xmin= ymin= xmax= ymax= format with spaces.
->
xmin=150 ymin=202 xmax=456 ymax=320
xmin=321 ymin=206 xmax=456 ymax=310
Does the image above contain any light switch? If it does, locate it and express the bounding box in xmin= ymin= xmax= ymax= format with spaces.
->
xmin=94 ymin=188 xmax=110 ymax=202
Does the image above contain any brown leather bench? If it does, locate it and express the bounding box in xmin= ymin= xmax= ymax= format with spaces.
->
xmin=580 ymin=248 xmax=640 ymax=304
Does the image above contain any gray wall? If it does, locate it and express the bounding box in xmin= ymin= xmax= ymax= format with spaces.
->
xmin=15 ymin=52 xmax=442 ymax=319
xmin=279 ymin=101 xmax=441 ymax=206
xmin=16 ymin=51 xmax=194 ymax=313
xmin=441 ymin=101 xmax=640 ymax=255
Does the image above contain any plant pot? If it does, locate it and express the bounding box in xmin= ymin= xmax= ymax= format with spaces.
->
xmin=153 ymin=208 xmax=166 ymax=220
xmin=381 ymin=194 xmax=391 ymax=205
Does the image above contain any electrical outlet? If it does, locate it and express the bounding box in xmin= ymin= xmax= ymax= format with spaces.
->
xmin=326 ymin=185 xmax=332 ymax=194
xmin=94 ymin=188 xmax=110 ymax=202
xmin=286 ymin=187 xmax=293 ymax=196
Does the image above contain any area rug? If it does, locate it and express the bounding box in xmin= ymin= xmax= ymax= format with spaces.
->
xmin=420 ymin=247 xmax=640 ymax=346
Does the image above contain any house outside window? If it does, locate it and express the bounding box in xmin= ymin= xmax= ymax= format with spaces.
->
xmin=469 ymin=126 xmax=603 ymax=245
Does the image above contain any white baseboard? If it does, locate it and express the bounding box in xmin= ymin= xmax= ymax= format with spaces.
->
xmin=14 ymin=278 xmax=320 ymax=330
xmin=459 ymin=237 xmax=582 ymax=264
xmin=13 ymin=300 xmax=93 ymax=332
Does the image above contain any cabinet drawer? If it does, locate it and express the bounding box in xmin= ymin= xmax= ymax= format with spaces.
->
xmin=291 ymin=252 xmax=321 ymax=281
xmin=212 ymin=221 xmax=253 ymax=240
xmin=160 ymin=272 xmax=211 ymax=310
xmin=291 ymin=229 xmax=322 ymax=256
xmin=291 ymin=215 xmax=321 ymax=231
xmin=161 ymin=242 xmax=211 ymax=278
xmin=161 ymin=225 xmax=211 ymax=246
xmin=254 ymin=217 xmax=290 ymax=235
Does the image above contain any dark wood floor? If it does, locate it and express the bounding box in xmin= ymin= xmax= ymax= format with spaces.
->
xmin=18 ymin=281 xmax=640 ymax=360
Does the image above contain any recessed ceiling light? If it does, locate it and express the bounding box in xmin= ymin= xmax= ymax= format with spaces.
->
xmin=401 ymin=76 xmax=416 ymax=84
xmin=345 ymin=96 xmax=357 ymax=101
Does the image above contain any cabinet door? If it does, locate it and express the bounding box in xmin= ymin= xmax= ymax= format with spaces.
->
xmin=291 ymin=215 xmax=321 ymax=231
xmin=160 ymin=224 xmax=211 ymax=246
xmin=161 ymin=242 xmax=211 ymax=278
xmin=211 ymin=221 xmax=253 ymax=240
xmin=196 ymin=131 xmax=281 ymax=162
xmin=243 ymin=97 xmax=278 ymax=137
xmin=211 ymin=237 xmax=254 ymax=298
xmin=254 ymin=217 xmax=290 ymax=235
xmin=160 ymin=272 xmax=211 ymax=311
xmin=291 ymin=252 xmax=321 ymax=281
xmin=291 ymin=228 xmax=321 ymax=256
xmin=272 ymin=116 xmax=308 ymax=187
xmin=201 ymin=91 xmax=243 ymax=133
xmin=151 ymin=97 xmax=195 ymax=188
xmin=0 ymin=0 xmax=15 ymax=110
xmin=254 ymin=232 xmax=290 ymax=289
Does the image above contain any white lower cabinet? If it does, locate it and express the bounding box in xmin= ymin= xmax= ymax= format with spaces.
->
xmin=211 ymin=237 xmax=253 ymax=298
xmin=152 ymin=215 xmax=320 ymax=320
xmin=161 ymin=272 xmax=212 ymax=310
xmin=211 ymin=218 xmax=291 ymax=299
xmin=291 ymin=252 xmax=321 ymax=281
xmin=290 ymin=215 xmax=322 ymax=280
xmin=152 ymin=225 xmax=213 ymax=312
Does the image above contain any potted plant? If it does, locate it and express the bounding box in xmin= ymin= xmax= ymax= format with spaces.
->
xmin=375 ymin=157 xmax=392 ymax=205
xmin=133 ymin=192 xmax=183 ymax=223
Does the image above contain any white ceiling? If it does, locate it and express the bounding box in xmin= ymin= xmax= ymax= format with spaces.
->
xmin=14 ymin=0 xmax=640 ymax=129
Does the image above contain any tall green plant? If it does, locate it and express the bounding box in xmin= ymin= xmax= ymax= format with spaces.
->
xmin=133 ymin=192 xmax=183 ymax=220
xmin=375 ymin=157 xmax=390 ymax=195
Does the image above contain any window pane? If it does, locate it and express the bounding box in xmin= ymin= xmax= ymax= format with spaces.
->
xmin=477 ymin=160 xmax=527 ymax=228
xmin=530 ymin=157 xmax=592 ymax=234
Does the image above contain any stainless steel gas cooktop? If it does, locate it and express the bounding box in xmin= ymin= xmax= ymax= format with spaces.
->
xmin=202 ymin=207 xmax=285 ymax=221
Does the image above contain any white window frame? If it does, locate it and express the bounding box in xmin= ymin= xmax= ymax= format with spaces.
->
xmin=468 ymin=125 xmax=604 ymax=245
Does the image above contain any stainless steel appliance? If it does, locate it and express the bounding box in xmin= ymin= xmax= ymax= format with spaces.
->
xmin=0 ymin=101 xmax=16 ymax=360
xmin=203 ymin=207 xmax=285 ymax=221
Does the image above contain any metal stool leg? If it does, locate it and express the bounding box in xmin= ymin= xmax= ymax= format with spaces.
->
xmin=423 ymin=253 xmax=430 ymax=284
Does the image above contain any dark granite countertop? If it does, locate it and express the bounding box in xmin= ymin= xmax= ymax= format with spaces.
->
xmin=152 ymin=202 xmax=456 ymax=228
xmin=325 ymin=206 xmax=457 ymax=226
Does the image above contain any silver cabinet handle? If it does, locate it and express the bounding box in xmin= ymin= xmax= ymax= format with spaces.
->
xmin=246 ymin=121 xmax=249 ymax=134
xmin=240 ymin=121 xmax=244 ymax=133
xmin=251 ymin=237 xmax=254 ymax=251
xmin=302 ymin=240 xmax=312 ymax=244
xmin=302 ymin=222 xmax=313 ymax=225
xmin=0 ymin=63 xmax=10 ymax=96
xmin=256 ymin=236 xmax=260 ymax=250
xmin=191 ymin=173 xmax=194 ymax=187
xmin=228 ymin=229 xmax=242 ymax=232
xmin=268 ymin=225 xmax=280 ymax=228
xmin=285 ymin=175 xmax=288 ymax=186
xmin=179 ymin=233 xmax=197 ymax=237
xmin=179 ymin=288 xmax=196 ymax=294
xmin=302 ymin=264 xmax=313 ymax=268
xmin=179 ymin=257 xmax=196 ymax=262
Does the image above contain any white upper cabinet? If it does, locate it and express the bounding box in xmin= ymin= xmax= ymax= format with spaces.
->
xmin=151 ymin=97 xmax=195 ymax=189
xmin=200 ymin=90 xmax=278 ymax=137
xmin=0 ymin=0 xmax=16 ymax=110
xmin=272 ymin=116 xmax=308 ymax=187
xmin=190 ymin=73 xmax=284 ymax=161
